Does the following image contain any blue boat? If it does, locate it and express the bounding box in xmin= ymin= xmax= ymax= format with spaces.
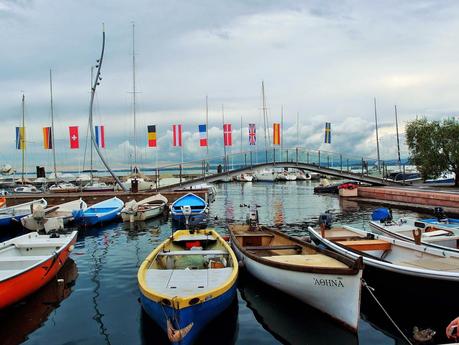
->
xmin=138 ymin=229 xmax=238 ymax=345
xmin=170 ymin=193 xmax=208 ymax=227
xmin=420 ymin=207 xmax=459 ymax=230
xmin=72 ymin=197 xmax=123 ymax=226
xmin=0 ymin=199 xmax=47 ymax=227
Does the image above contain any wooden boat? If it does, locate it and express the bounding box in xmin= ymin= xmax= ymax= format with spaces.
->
xmin=82 ymin=181 xmax=113 ymax=192
xmin=0 ymin=230 xmax=77 ymax=309
xmin=228 ymin=223 xmax=363 ymax=332
xmin=295 ymin=170 xmax=312 ymax=180
xmin=0 ymin=199 xmax=47 ymax=227
xmin=170 ymin=193 xmax=208 ymax=227
xmin=21 ymin=198 xmax=87 ymax=233
xmin=138 ymin=229 xmax=238 ymax=345
xmin=308 ymin=224 xmax=459 ymax=319
xmin=234 ymin=173 xmax=253 ymax=182
xmin=276 ymin=171 xmax=297 ymax=181
xmin=13 ymin=185 xmax=41 ymax=194
xmin=253 ymin=170 xmax=277 ymax=182
xmin=121 ymin=194 xmax=167 ymax=222
xmin=72 ymin=197 xmax=123 ymax=226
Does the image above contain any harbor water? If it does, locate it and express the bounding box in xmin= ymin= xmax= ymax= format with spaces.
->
xmin=0 ymin=181 xmax=445 ymax=344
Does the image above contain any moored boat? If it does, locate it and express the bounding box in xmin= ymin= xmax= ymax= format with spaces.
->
xmin=13 ymin=185 xmax=41 ymax=194
xmin=138 ymin=228 xmax=238 ymax=345
xmin=21 ymin=198 xmax=87 ymax=233
xmin=0 ymin=199 xmax=47 ymax=227
xmin=0 ymin=230 xmax=77 ymax=309
xmin=121 ymin=194 xmax=167 ymax=222
xmin=49 ymin=182 xmax=79 ymax=193
xmin=82 ymin=181 xmax=113 ymax=192
xmin=170 ymin=193 xmax=208 ymax=228
xmin=253 ymin=169 xmax=276 ymax=182
xmin=228 ymin=221 xmax=363 ymax=331
xmin=308 ymin=223 xmax=459 ymax=322
xmin=0 ymin=197 xmax=5 ymax=208
xmin=234 ymin=173 xmax=253 ymax=182
xmin=276 ymin=170 xmax=297 ymax=181
xmin=72 ymin=197 xmax=123 ymax=226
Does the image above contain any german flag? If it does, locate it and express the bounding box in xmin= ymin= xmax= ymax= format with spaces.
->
xmin=273 ymin=123 xmax=280 ymax=145
xmin=148 ymin=125 xmax=157 ymax=147
xmin=43 ymin=127 xmax=52 ymax=149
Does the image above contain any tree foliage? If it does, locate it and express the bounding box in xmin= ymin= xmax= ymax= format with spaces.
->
xmin=405 ymin=118 xmax=459 ymax=186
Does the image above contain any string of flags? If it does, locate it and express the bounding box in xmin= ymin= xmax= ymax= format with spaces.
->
xmin=15 ymin=121 xmax=333 ymax=150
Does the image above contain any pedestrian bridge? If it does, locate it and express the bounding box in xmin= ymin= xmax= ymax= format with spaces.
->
xmin=152 ymin=147 xmax=406 ymax=191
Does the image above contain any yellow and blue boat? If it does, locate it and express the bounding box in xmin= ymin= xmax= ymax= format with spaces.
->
xmin=138 ymin=229 xmax=238 ymax=344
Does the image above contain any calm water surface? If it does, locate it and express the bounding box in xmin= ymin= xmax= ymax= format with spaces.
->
xmin=0 ymin=181 xmax=441 ymax=345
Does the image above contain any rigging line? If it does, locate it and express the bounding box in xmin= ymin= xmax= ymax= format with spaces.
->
xmin=362 ymin=280 xmax=413 ymax=345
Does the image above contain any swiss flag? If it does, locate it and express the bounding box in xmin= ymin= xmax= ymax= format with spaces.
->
xmin=69 ymin=126 xmax=79 ymax=149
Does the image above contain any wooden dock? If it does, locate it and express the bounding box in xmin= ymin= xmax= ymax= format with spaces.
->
xmin=4 ymin=189 xmax=209 ymax=207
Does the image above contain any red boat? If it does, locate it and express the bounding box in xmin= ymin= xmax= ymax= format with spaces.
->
xmin=0 ymin=231 xmax=77 ymax=309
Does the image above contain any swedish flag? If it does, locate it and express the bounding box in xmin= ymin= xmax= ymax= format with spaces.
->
xmin=324 ymin=122 xmax=331 ymax=144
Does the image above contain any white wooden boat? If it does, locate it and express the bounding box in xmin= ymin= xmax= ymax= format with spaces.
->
xmin=21 ymin=199 xmax=87 ymax=233
xmin=0 ymin=199 xmax=47 ymax=227
xmin=121 ymin=194 xmax=167 ymax=222
xmin=116 ymin=177 xmax=155 ymax=192
xmin=138 ymin=229 xmax=238 ymax=344
xmin=308 ymin=224 xmax=459 ymax=321
xmin=234 ymin=173 xmax=253 ymax=182
xmin=295 ymin=170 xmax=311 ymax=180
xmin=253 ymin=170 xmax=276 ymax=182
xmin=82 ymin=181 xmax=113 ymax=192
xmin=229 ymin=223 xmax=363 ymax=332
xmin=276 ymin=171 xmax=297 ymax=181
xmin=369 ymin=217 xmax=459 ymax=252
xmin=0 ymin=231 xmax=77 ymax=309
xmin=13 ymin=185 xmax=41 ymax=194
xmin=49 ymin=183 xmax=79 ymax=193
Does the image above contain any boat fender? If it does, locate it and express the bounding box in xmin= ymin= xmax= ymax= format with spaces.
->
xmin=412 ymin=228 xmax=422 ymax=245
xmin=167 ymin=320 xmax=193 ymax=343
xmin=238 ymin=260 xmax=245 ymax=268
xmin=68 ymin=245 xmax=74 ymax=252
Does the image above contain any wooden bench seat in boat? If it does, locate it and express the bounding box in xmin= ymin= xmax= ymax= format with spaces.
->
xmin=336 ymin=239 xmax=392 ymax=251
xmin=14 ymin=242 xmax=63 ymax=249
xmin=324 ymin=228 xmax=365 ymax=241
xmin=235 ymin=233 xmax=274 ymax=237
xmin=262 ymin=254 xmax=348 ymax=268
xmin=157 ymin=250 xmax=227 ymax=256
xmin=245 ymin=245 xmax=302 ymax=251
xmin=0 ymin=255 xmax=48 ymax=262
xmin=144 ymin=267 xmax=233 ymax=296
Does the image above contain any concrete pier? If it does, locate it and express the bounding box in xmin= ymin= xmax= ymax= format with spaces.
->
xmin=4 ymin=189 xmax=208 ymax=207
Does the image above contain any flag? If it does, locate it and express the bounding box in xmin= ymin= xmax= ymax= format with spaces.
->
xmin=324 ymin=122 xmax=331 ymax=144
xmin=95 ymin=125 xmax=105 ymax=148
xmin=172 ymin=124 xmax=182 ymax=147
xmin=147 ymin=125 xmax=157 ymax=147
xmin=199 ymin=124 xmax=207 ymax=147
xmin=43 ymin=127 xmax=52 ymax=149
xmin=273 ymin=123 xmax=281 ymax=145
xmin=249 ymin=123 xmax=256 ymax=145
xmin=15 ymin=127 xmax=25 ymax=150
xmin=223 ymin=123 xmax=232 ymax=146
xmin=69 ymin=126 xmax=79 ymax=149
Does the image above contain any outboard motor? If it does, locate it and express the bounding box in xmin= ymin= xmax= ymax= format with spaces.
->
xmin=248 ymin=209 xmax=259 ymax=230
xmin=433 ymin=207 xmax=447 ymax=222
xmin=371 ymin=208 xmax=392 ymax=223
xmin=319 ymin=212 xmax=333 ymax=230
xmin=181 ymin=205 xmax=192 ymax=229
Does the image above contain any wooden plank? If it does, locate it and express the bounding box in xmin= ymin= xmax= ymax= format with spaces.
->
xmin=337 ymin=239 xmax=392 ymax=251
xmin=263 ymin=254 xmax=348 ymax=268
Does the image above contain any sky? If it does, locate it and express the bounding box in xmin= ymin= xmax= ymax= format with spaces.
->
xmin=1 ymin=0 xmax=459 ymax=172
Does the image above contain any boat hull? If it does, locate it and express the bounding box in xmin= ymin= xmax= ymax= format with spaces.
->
xmin=0 ymin=233 xmax=76 ymax=309
xmin=171 ymin=212 xmax=207 ymax=227
xmin=231 ymin=243 xmax=361 ymax=331
xmin=140 ymin=284 xmax=237 ymax=345
xmin=121 ymin=204 xmax=165 ymax=222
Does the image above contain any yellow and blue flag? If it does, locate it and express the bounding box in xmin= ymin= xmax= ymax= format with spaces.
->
xmin=324 ymin=122 xmax=331 ymax=144
xmin=15 ymin=127 xmax=25 ymax=150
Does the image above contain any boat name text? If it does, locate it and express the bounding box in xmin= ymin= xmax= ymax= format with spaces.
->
xmin=313 ymin=277 xmax=344 ymax=288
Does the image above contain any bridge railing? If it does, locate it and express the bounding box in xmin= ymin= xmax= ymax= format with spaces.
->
xmin=144 ymin=147 xmax=401 ymax=188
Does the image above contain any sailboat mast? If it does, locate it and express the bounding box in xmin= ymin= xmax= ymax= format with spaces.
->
xmin=89 ymin=25 xmax=127 ymax=191
xmin=262 ymin=81 xmax=268 ymax=152
xmin=394 ymin=105 xmax=401 ymax=171
xmin=21 ymin=94 xmax=25 ymax=183
xmin=374 ymin=97 xmax=381 ymax=172
xmin=132 ymin=22 xmax=137 ymax=169
xmin=49 ymin=70 xmax=58 ymax=184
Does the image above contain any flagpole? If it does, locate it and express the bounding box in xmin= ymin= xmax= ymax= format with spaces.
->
xmin=395 ymin=105 xmax=401 ymax=171
xmin=206 ymin=95 xmax=209 ymax=156
xmin=281 ymin=105 xmax=284 ymax=155
xmin=222 ymin=104 xmax=226 ymax=170
xmin=21 ymin=93 xmax=25 ymax=184
xmin=374 ymin=97 xmax=381 ymax=173
xmin=297 ymin=112 xmax=300 ymax=149
xmin=49 ymin=69 xmax=58 ymax=185
xmin=240 ymin=116 xmax=243 ymax=156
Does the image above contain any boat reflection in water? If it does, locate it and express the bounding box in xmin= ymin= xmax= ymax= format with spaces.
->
xmin=0 ymin=259 xmax=78 ymax=345
xmin=140 ymin=294 xmax=239 ymax=345
xmin=238 ymin=271 xmax=359 ymax=345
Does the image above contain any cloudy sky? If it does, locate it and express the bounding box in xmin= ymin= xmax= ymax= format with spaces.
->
xmin=1 ymin=0 xmax=459 ymax=172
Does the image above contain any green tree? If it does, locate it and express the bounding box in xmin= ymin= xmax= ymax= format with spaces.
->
xmin=405 ymin=118 xmax=459 ymax=186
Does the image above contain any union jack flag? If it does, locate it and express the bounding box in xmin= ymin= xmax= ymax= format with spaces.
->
xmin=249 ymin=123 xmax=256 ymax=145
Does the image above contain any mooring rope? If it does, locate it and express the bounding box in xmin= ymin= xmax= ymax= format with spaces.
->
xmin=362 ymin=279 xmax=413 ymax=345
